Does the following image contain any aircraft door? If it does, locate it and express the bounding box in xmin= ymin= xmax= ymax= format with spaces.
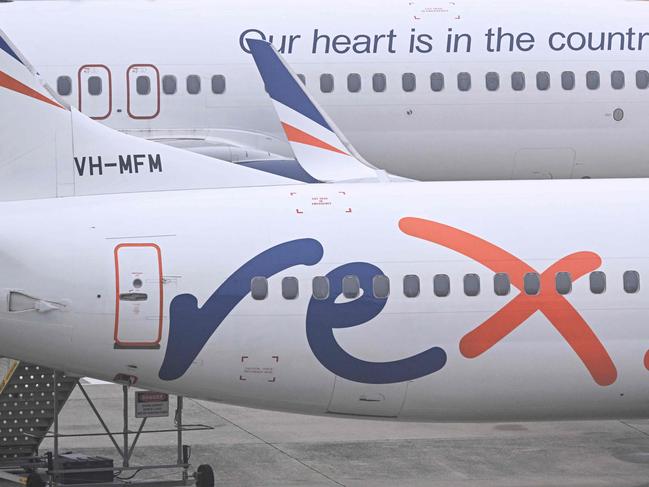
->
xmin=127 ymin=64 xmax=161 ymax=120
xmin=77 ymin=65 xmax=112 ymax=120
xmin=114 ymin=243 xmax=163 ymax=349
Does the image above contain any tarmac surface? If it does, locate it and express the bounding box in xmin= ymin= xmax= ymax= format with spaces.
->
xmin=31 ymin=381 xmax=649 ymax=487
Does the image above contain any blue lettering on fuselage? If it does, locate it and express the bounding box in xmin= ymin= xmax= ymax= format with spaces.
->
xmin=159 ymin=239 xmax=324 ymax=380
xmin=305 ymin=262 xmax=447 ymax=384
xmin=159 ymin=240 xmax=448 ymax=384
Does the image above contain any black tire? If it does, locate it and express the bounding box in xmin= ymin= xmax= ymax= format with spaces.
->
xmin=26 ymin=473 xmax=45 ymax=487
xmin=196 ymin=464 xmax=215 ymax=487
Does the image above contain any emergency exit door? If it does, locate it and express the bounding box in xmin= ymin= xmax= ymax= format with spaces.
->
xmin=114 ymin=243 xmax=163 ymax=349
xmin=77 ymin=64 xmax=112 ymax=120
xmin=127 ymin=64 xmax=161 ymax=120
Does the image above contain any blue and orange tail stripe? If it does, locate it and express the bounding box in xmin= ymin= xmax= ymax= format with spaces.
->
xmin=247 ymin=38 xmax=332 ymax=131
xmin=247 ymin=37 xmax=378 ymax=182
xmin=0 ymin=30 xmax=63 ymax=109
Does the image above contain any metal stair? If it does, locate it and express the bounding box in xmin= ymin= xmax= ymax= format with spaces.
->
xmin=0 ymin=358 xmax=77 ymax=462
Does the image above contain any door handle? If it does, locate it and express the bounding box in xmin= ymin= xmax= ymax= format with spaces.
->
xmin=119 ymin=293 xmax=148 ymax=302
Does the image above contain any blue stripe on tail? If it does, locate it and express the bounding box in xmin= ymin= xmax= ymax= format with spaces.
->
xmin=246 ymin=38 xmax=331 ymax=131
xmin=0 ymin=35 xmax=23 ymax=65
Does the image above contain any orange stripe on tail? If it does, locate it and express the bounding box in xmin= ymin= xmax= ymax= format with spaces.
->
xmin=0 ymin=71 xmax=63 ymax=109
xmin=281 ymin=122 xmax=349 ymax=156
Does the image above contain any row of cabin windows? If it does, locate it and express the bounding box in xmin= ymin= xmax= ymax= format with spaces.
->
xmin=56 ymin=69 xmax=649 ymax=98
xmin=249 ymin=271 xmax=641 ymax=301
xmin=55 ymin=74 xmax=228 ymax=97
xmin=319 ymin=70 xmax=648 ymax=94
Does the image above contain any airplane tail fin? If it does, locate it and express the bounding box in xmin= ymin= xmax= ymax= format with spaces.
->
xmin=0 ymin=29 xmax=65 ymax=110
xmin=0 ymin=28 xmax=74 ymax=200
xmin=0 ymin=29 xmax=296 ymax=201
xmin=246 ymin=39 xmax=381 ymax=182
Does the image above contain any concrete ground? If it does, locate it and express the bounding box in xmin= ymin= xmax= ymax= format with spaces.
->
xmin=32 ymin=382 xmax=649 ymax=487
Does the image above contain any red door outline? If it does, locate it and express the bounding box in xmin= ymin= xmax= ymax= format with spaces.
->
xmin=114 ymin=243 xmax=164 ymax=349
xmin=77 ymin=64 xmax=112 ymax=120
xmin=126 ymin=64 xmax=161 ymax=120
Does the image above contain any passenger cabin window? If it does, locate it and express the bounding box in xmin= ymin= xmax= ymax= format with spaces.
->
xmin=211 ymin=75 xmax=226 ymax=94
xmin=342 ymin=275 xmax=361 ymax=299
xmin=282 ymin=277 xmax=299 ymax=300
xmin=464 ymin=274 xmax=480 ymax=296
xmin=402 ymin=73 xmax=416 ymax=92
xmin=636 ymin=70 xmax=649 ymax=89
xmin=88 ymin=76 xmax=102 ymax=96
xmin=320 ymin=73 xmax=334 ymax=93
xmin=347 ymin=73 xmax=361 ymax=93
xmin=536 ymin=71 xmax=551 ymax=91
xmin=297 ymin=74 xmax=306 ymax=85
xmin=136 ymin=76 xmax=151 ymax=95
xmin=186 ymin=75 xmax=201 ymax=95
xmin=373 ymin=275 xmax=390 ymax=299
xmin=623 ymin=271 xmax=640 ymax=294
xmin=561 ymin=71 xmax=575 ymax=90
xmin=373 ymin=73 xmax=387 ymax=92
xmin=494 ymin=273 xmax=510 ymax=296
xmin=57 ymin=76 xmax=72 ymax=96
xmin=524 ymin=272 xmax=540 ymax=295
xmin=434 ymin=274 xmax=450 ymax=297
xmin=312 ymin=276 xmax=330 ymax=300
xmin=511 ymin=71 xmax=525 ymax=91
xmin=250 ymin=277 xmax=268 ymax=300
xmin=430 ymin=73 xmax=445 ymax=92
xmin=457 ymin=72 xmax=471 ymax=92
xmin=586 ymin=71 xmax=600 ymax=90
xmin=162 ymin=75 xmax=177 ymax=95
xmin=485 ymin=72 xmax=500 ymax=91
xmin=611 ymin=70 xmax=625 ymax=90
xmin=403 ymin=275 xmax=420 ymax=298
xmin=590 ymin=271 xmax=606 ymax=294
xmin=555 ymin=272 xmax=572 ymax=295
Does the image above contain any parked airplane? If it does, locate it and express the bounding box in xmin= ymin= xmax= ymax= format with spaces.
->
xmin=0 ymin=25 xmax=392 ymax=200
xmin=1 ymin=31 xmax=648 ymax=421
xmin=3 ymin=0 xmax=649 ymax=181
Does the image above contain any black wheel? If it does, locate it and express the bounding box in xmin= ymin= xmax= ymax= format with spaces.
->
xmin=26 ymin=473 xmax=45 ymax=487
xmin=196 ymin=464 xmax=215 ymax=487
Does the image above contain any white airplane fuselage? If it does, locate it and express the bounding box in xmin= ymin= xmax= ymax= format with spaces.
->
xmin=0 ymin=180 xmax=648 ymax=421
xmin=3 ymin=0 xmax=649 ymax=180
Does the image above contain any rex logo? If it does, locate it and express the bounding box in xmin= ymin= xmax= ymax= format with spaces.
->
xmin=158 ymin=218 xmax=617 ymax=387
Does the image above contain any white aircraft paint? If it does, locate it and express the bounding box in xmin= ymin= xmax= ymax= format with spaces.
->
xmin=0 ymin=27 xmax=648 ymax=422
xmin=2 ymin=0 xmax=649 ymax=180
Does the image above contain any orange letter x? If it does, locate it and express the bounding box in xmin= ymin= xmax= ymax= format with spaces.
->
xmin=399 ymin=217 xmax=617 ymax=386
